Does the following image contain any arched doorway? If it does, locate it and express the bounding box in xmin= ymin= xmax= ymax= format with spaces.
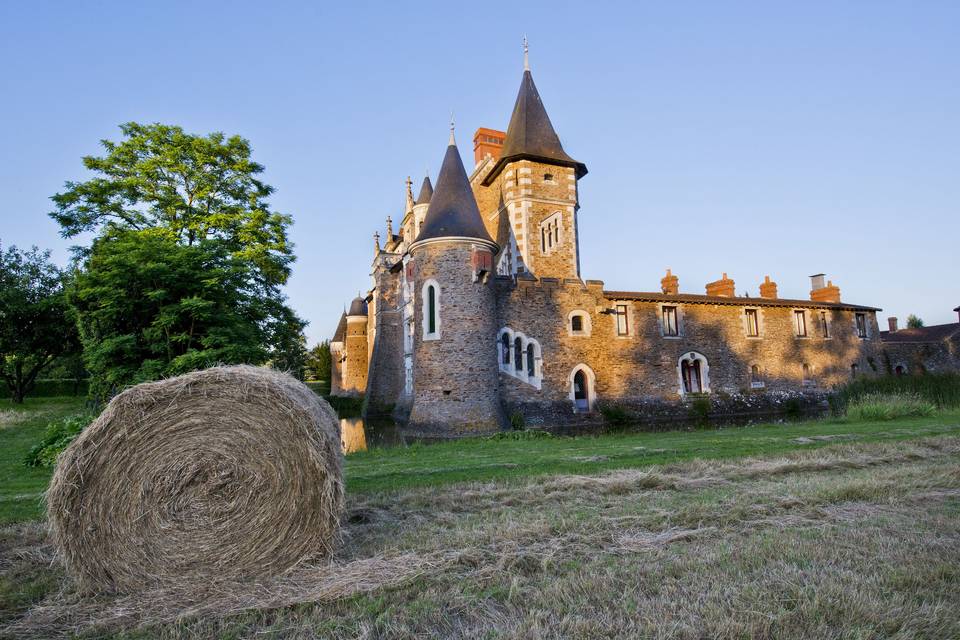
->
xmin=569 ymin=364 xmax=596 ymax=412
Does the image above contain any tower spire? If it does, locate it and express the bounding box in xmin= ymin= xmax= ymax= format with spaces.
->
xmin=523 ymin=35 xmax=529 ymax=71
xmin=449 ymin=112 xmax=455 ymax=146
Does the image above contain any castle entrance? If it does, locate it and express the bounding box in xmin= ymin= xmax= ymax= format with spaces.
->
xmin=573 ymin=370 xmax=589 ymax=410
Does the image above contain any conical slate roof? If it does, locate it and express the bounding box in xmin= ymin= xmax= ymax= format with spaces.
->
xmin=415 ymin=175 xmax=433 ymax=205
xmin=483 ymin=69 xmax=586 ymax=185
xmin=332 ymin=312 xmax=347 ymax=342
xmin=414 ymin=141 xmax=495 ymax=245
xmin=347 ymin=296 xmax=368 ymax=317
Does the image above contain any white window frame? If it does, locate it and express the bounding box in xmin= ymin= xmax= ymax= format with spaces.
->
xmin=658 ymin=303 xmax=682 ymax=338
xmin=421 ymin=279 xmax=441 ymax=340
xmin=498 ymin=326 xmax=542 ymax=389
xmin=613 ymin=302 xmax=632 ymax=338
xmin=498 ymin=327 xmax=514 ymax=372
xmin=793 ymin=309 xmax=809 ymax=338
xmin=743 ymin=308 xmax=763 ymax=339
xmin=567 ymin=310 xmax=592 ymax=337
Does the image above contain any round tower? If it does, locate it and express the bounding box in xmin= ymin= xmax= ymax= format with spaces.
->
xmin=342 ymin=295 xmax=369 ymax=396
xmin=407 ymin=126 xmax=503 ymax=434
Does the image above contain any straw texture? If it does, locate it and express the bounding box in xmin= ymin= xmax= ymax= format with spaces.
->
xmin=45 ymin=365 xmax=344 ymax=593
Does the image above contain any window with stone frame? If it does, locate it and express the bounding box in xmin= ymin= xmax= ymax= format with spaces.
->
xmin=539 ymin=212 xmax=562 ymax=255
xmin=568 ymin=310 xmax=591 ymax=337
xmin=662 ymin=305 xmax=679 ymax=337
xmin=750 ymin=364 xmax=765 ymax=388
xmin=421 ymin=280 xmax=441 ymax=340
xmin=501 ymin=332 xmax=511 ymax=365
xmin=794 ymin=310 xmax=808 ymax=337
xmin=615 ymin=303 xmax=630 ymax=336
xmin=745 ymin=308 xmax=760 ymax=337
xmin=855 ymin=313 xmax=868 ymax=338
xmin=820 ymin=311 xmax=831 ymax=338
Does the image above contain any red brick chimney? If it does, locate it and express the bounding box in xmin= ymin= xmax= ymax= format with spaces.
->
xmin=705 ymin=273 xmax=735 ymax=298
xmin=810 ymin=274 xmax=841 ymax=303
xmin=661 ymin=268 xmax=679 ymax=294
xmin=759 ymin=275 xmax=778 ymax=299
xmin=888 ymin=317 xmax=898 ymax=333
xmin=473 ymin=128 xmax=506 ymax=166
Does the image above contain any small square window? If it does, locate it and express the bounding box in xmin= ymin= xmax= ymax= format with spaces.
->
xmin=544 ymin=173 xmax=554 ymax=182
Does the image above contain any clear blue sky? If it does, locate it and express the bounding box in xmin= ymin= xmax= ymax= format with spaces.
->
xmin=2 ymin=1 xmax=958 ymax=344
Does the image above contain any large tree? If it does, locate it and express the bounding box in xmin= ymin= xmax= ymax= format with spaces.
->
xmin=305 ymin=341 xmax=331 ymax=382
xmin=51 ymin=123 xmax=306 ymax=396
xmin=0 ymin=244 xmax=79 ymax=402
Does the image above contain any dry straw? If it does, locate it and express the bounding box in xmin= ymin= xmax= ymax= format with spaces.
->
xmin=45 ymin=365 xmax=344 ymax=593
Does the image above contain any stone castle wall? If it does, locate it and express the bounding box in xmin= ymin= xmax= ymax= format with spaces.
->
xmin=342 ymin=316 xmax=368 ymax=396
xmin=407 ymin=242 xmax=504 ymax=434
xmin=365 ymin=264 xmax=405 ymax=412
xmin=494 ymin=277 xmax=882 ymax=425
xmin=879 ymin=337 xmax=960 ymax=375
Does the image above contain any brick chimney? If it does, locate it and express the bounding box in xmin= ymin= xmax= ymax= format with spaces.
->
xmin=888 ymin=317 xmax=898 ymax=332
xmin=759 ymin=275 xmax=778 ymax=299
xmin=705 ymin=273 xmax=735 ymax=298
xmin=810 ymin=273 xmax=841 ymax=303
xmin=661 ymin=268 xmax=679 ymax=294
xmin=473 ymin=128 xmax=506 ymax=166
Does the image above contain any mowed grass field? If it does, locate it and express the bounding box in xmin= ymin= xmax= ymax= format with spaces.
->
xmin=2 ymin=398 xmax=960 ymax=638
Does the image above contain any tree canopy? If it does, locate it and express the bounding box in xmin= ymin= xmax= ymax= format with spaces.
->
xmin=0 ymin=244 xmax=79 ymax=402
xmin=907 ymin=314 xmax=925 ymax=329
xmin=50 ymin=123 xmax=306 ymax=397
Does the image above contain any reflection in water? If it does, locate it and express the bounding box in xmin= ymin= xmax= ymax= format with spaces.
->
xmin=339 ymin=416 xmax=406 ymax=454
xmin=339 ymin=417 xmax=367 ymax=454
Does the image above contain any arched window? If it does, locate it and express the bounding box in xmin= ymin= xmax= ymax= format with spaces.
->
xmin=851 ymin=363 xmax=859 ymax=377
xmin=421 ymin=280 xmax=440 ymax=340
xmin=895 ymin=364 xmax=906 ymax=376
xmin=678 ymin=353 xmax=710 ymax=395
xmin=750 ymin=364 xmax=764 ymax=388
xmin=514 ymin=337 xmax=523 ymax=372
xmin=568 ymin=310 xmax=592 ymax=337
xmin=526 ymin=343 xmax=535 ymax=376
xmin=501 ymin=332 xmax=511 ymax=365
xmin=569 ymin=364 xmax=596 ymax=412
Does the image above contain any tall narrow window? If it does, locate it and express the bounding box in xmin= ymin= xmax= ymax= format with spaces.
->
xmin=851 ymin=363 xmax=859 ymax=377
xmin=662 ymin=306 xmax=678 ymax=336
xmin=501 ymin=333 xmax=510 ymax=365
xmin=794 ymin=310 xmax=807 ymax=337
xmin=541 ymin=227 xmax=547 ymax=253
xmin=750 ymin=364 xmax=764 ymax=388
xmin=855 ymin=313 xmax=867 ymax=338
xmin=571 ymin=315 xmax=583 ymax=332
xmin=802 ymin=363 xmax=812 ymax=382
xmin=615 ymin=304 xmax=629 ymax=336
xmin=745 ymin=309 xmax=760 ymax=337
xmin=514 ymin=337 xmax=523 ymax=372
xmin=820 ymin=311 xmax=830 ymax=338
xmin=427 ymin=285 xmax=437 ymax=334
xmin=526 ymin=344 xmax=535 ymax=377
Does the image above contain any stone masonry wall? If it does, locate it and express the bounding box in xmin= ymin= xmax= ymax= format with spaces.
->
xmin=366 ymin=265 xmax=405 ymax=412
xmin=880 ymin=337 xmax=960 ymax=375
xmin=407 ymin=241 xmax=504 ymax=434
xmin=342 ymin=317 xmax=368 ymax=396
xmin=494 ymin=277 xmax=883 ymax=425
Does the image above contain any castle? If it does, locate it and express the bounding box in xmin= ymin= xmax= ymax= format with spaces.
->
xmin=329 ymin=46 xmax=958 ymax=435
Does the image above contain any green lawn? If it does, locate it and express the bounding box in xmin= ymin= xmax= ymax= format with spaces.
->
xmin=4 ymin=396 xmax=960 ymax=524
xmin=345 ymin=410 xmax=960 ymax=493
xmin=0 ymin=397 xmax=85 ymax=525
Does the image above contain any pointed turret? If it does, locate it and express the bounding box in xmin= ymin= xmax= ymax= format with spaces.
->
xmin=412 ymin=126 xmax=496 ymax=248
xmin=482 ymin=42 xmax=586 ymax=185
xmin=415 ymin=175 xmax=433 ymax=205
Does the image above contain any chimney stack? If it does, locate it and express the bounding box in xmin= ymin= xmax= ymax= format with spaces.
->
xmin=888 ymin=317 xmax=898 ymax=333
xmin=954 ymin=305 xmax=959 ymax=323
xmin=661 ymin=268 xmax=679 ymax=295
xmin=705 ymin=272 xmax=735 ymax=298
xmin=759 ymin=275 xmax=778 ymax=299
xmin=473 ymin=128 xmax=506 ymax=166
xmin=809 ymin=274 xmax=841 ymax=303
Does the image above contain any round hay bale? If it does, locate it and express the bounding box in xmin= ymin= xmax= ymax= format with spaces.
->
xmin=46 ymin=365 xmax=344 ymax=593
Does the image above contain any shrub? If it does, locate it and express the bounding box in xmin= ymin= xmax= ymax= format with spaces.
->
xmin=598 ymin=402 xmax=631 ymax=426
xmin=509 ymin=412 xmax=526 ymax=430
xmin=835 ymin=372 xmax=960 ymax=411
xmin=846 ymin=393 xmax=936 ymax=422
xmin=487 ymin=429 xmax=552 ymax=441
xmin=24 ymin=413 xmax=95 ymax=467
xmin=686 ymin=396 xmax=711 ymax=423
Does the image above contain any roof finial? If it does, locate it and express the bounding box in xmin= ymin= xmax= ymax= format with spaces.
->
xmin=449 ymin=111 xmax=456 ymax=146
xmin=523 ymin=35 xmax=530 ymax=71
